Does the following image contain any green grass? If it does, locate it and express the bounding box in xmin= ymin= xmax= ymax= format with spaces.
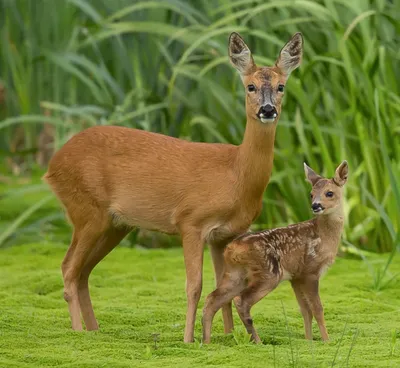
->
xmin=1 ymin=0 xmax=399 ymax=252
xmin=1 ymin=242 xmax=400 ymax=367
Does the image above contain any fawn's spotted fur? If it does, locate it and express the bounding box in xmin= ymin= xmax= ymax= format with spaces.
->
xmin=202 ymin=161 xmax=348 ymax=343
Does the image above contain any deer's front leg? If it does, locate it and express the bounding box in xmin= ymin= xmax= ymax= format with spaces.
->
xmin=182 ymin=229 xmax=204 ymax=343
xmin=303 ymin=279 xmax=329 ymax=341
xmin=291 ymin=280 xmax=313 ymax=340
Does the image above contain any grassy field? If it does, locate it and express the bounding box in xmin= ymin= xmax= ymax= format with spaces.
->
xmin=1 ymin=0 xmax=399 ymax=252
xmin=1 ymin=242 xmax=399 ymax=367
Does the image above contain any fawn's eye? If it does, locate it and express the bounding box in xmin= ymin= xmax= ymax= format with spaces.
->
xmin=278 ymin=84 xmax=285 ymax=92
xmin=310 ymin=193 xmax=313 ymax=198
xmin=247 ymin=84 xmax=256 ymax=92
xmin=326 ymin=191 xmax=334 ymax=198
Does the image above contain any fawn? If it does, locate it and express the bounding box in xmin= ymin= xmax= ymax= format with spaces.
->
xmin=44 ymin=32 xmax=303 ymax=342
xmin=202 ymin=161 xmax=349 ymax=344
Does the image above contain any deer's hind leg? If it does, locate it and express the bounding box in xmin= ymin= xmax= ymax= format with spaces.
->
xmin=234 ymin=277 xmax=279 ymax=344
xmin=61 ymin=230 xmax=82 ymax=330
xmin=78 ymin=226 xmax=130 ymax=330
xmin=61 ymin=207 xmax=110 ymax=331
xmin=202 ymin=268 xmax=246 ymax=344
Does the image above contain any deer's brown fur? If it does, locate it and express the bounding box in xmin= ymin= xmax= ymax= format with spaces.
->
xmin=202 ymin=161 xmax=349 ymax=344
xmin=43 ymin=32 xmax=303 ymax=342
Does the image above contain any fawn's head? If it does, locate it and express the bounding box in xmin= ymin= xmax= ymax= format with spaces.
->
xmin=304 ymin=161 xmax=349 ymax=216
xmin=228 ymin=32 xmax=303 ymax=124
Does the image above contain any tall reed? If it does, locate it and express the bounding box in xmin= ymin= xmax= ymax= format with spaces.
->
xmin=0 ymin=0 xmax=399 ymax=252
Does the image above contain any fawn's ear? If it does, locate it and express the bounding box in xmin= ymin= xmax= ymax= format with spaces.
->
xmin=333 ymin=160 xmax=348 ymax=187
xmin=304 ymin=163 xmax=322 ymax=186
xmin=228 ymin=32 xmax=257 ymax=79
xmin=275 ymin=33 xmax=303 ymax=79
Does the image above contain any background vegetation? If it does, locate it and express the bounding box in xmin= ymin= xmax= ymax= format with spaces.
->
xmin=0 ymin=0 xmax=399 ymax=253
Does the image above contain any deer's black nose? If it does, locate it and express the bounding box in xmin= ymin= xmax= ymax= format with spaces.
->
xmin=258 ymin=104 xmax=278 ymax=120
xmin=312 ymin=203 xmax=322 ymax=211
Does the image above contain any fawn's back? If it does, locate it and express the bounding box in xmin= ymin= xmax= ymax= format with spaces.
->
xmin=224 ymin=218 xmax=343 ymax=283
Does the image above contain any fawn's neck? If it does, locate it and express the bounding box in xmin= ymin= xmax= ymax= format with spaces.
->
xmin=315 ymin=207 xmax=345 ymax=253
xmin=236 ymin=118 xmax=276 ymax=199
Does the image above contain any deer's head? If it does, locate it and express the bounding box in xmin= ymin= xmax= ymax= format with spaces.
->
xmin=228 ymin=32 xmax=303 ymax=124
xmin=304 ymin=161 xmax=349 ymax=216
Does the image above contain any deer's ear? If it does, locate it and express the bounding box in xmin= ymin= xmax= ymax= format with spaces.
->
xmin=275 ymin=33 xmax=303 ymax=78
xmin=228 ymin=32 xmax=257 ymax=78
xmin=334 ymin=160 xmax=348 ymax=187
xmin=304 ymin=163 xmax=322 ymax=186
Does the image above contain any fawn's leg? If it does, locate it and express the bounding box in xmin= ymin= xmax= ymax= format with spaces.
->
xmin=234 ymin=278 xmax=279 ymax=344
xmin=209 ymin=242 xmax=234 ymax=334
xmin=182 ymin=229 xmax=204 ymax=343
xmin=78 ymin=226 xmax=130 ymax=330
xmin=202 ymin=270 xmax=245 ymax=344
xmin=62 ymin=223 xmax=105 ymax=330
xmin=303 ymin=279 xmax=329 ymax=341
xmin=291 ymin=280 xmax=313 ymax=340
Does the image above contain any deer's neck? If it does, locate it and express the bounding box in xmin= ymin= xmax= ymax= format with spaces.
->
xmin=236 ymin=118 xmax=276 ymax=199
xmin=315 ymin=208 xmax=344 ymax=253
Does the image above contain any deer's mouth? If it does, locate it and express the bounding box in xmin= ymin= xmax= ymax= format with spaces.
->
xmin=312 ymin=206 xmax=325 ymax=214
xmin=260 ymin=116 xmax=277 ymax=124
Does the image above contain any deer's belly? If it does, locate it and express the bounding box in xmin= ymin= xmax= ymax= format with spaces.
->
xmin=201 ymin=203 xmax=262 ymax=244
xmin=108 ymin=204 xmax=179 ymax=234
xmin=202 ymin=219 xmax=252 ymax=245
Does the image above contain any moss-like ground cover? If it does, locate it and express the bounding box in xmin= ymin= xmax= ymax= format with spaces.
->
xmin=1 ymin=243 xmax=399 ymax=367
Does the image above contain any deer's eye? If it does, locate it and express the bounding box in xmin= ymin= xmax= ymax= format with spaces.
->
xmin=326 ymin=191 xmax=334 ymax=198
xmin=278 ymin=84 xmax=285 ymax=92
xmin=310 ymin=193 xmax=313 ymax=198
xmin=247 ymin=84 xmax=256 ymax=92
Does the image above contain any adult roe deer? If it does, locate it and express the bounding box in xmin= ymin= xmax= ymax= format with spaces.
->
xmin=44 ymin=32 xmax=303 ymax=342
xmin=202 ymin=161 xmax=348 ymax=344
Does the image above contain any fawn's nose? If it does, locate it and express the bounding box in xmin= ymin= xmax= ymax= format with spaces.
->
xmin=312 ymin=203 xmax=322 ymax=212
xmin=258 ymin=104 xmax=278 ymax=121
